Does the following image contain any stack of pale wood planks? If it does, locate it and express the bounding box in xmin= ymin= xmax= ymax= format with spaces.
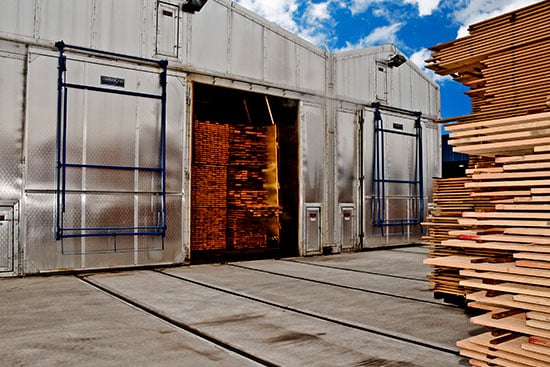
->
xmin=426 ymin=1 xmax=550 ymax=125
xmin=423 ymin=2 xmax=550 ymax=365
xmin=422 ymin=160 xmax=502 ymax=300
xmin=424 ymin=112 xmax=550 ymax=366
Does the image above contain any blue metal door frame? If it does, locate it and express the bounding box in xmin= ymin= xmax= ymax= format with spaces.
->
xmin=54 ymin=41 xmax=168 ymax=245
xmin=371 ymin=102 xmax=424 ymax=236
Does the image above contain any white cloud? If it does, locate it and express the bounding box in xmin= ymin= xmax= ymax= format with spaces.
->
xmin=305 ymin=1 xmax=331 ymax=22
xmin=409 ymin=48 xmax=451 ymax=83
xmin=403 ymin=0 xmax=440 ymax=16
xmin=235 ymin=0 xmax=300 ymax=33
xmin=349 ymin=0 xmax=383 ymax=15
xmin=235 ymin=0 xmax=336 ymax=46
xmin=339 ymin=22 xmax=403 ymax=51
xmin=453 ymin=0 xmax=541 ymax=38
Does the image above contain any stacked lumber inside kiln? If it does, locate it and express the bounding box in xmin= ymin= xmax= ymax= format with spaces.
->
xmin=191 ymin=120 xmax=281 ymax=252
xmin=423 ymin=2 xmax=550 ymax=365
xmin=191 ymin=121 xmax=230 ymax=250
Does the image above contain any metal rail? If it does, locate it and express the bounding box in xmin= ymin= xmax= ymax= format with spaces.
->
xmin=78 ymin=275 xmax=278 ymax=367
xmin=157 ymin=269 xmax=459 ymax=355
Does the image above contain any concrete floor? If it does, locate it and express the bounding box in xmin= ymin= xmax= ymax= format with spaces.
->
xmin=0 ymin=246 xmax=479 ymax=366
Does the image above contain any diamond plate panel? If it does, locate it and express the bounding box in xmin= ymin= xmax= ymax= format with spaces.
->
xmin=26 ymin=53 xmax=58 ymax=190
xmin=0 ymin=54 xmax=24 ymax=199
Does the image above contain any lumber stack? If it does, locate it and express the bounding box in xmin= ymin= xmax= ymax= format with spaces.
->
xmin=424 ymin=112 xmax=550 ymax=365
xmin=191 ymin=121 xmax=281 ymax=252
xmin=227 ymin=125 xmax=271 ymax=249
xmin=422 ymin=164 xmax=499 ymax=299
xmin=191 ymin=121 xmax=230 ymax=250
xmin=423 ymin=3 xmax=550 ymax=364
xmin=426 ymin=1 xmax=550 ymax=125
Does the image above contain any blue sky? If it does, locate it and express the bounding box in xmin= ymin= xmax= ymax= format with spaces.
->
xmin=233 ymin=0 xmax=541 ymax=119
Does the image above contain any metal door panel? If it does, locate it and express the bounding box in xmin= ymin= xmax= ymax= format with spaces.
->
xmin=301 ymin=104 xmax=325 ymax=203
xmin=156 ymin=1 xmax=180 ymax=58
xmin=336 ymin=110 xmax=356 ymax=203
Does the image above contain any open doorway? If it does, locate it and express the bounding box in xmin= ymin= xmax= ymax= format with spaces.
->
xmin=191 ymin=83 xmax=299 ymax=263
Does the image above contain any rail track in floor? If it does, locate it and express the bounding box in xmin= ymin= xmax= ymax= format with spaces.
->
xmin=77 ymin=252 xmax=464 ymax=365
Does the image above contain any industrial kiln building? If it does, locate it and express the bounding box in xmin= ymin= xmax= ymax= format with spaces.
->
xmin=0 ymin=0 xmax=441 ymax=275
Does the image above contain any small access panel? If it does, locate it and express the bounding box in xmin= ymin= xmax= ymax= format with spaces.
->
xmin=340 ymin=204 xmax=355 ymax=250
xmin=304 ymin=206 xmax=321 ymax=254
xmin=0 ymin=201 xmax=17 ymax=273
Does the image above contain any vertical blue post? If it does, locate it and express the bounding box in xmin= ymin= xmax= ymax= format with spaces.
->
xmin=54 ymin=41 xmax=65 ymax=240
xmin=159 ymin=60 xmax=168 ymax=238
xmin=416 ymin=113 xmax=424 ymax=230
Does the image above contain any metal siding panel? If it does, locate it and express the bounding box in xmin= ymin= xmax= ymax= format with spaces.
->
xmin=0 ymin=0 xmax=35 ymax=38
xmin=302 ymin=104 xmax=325 ymax=203
xmin=24 ymin=193 xmax=82 ymax=273
xmin=92 ymin=0 xmax=144 ymax=56
xmin=424 ymin=121 xmax=441 ymax=203
xmin=392 ymin=66 xmax=412 ymax=111
xmin=412 ymin=73 xmax=430 ymax=115
xmin=230 ymin=11 xmax=263 ymax=79
xmin=335 ymin=55 xmax=374 ymax=102
xmin=136 ymin=194 xmax=184 ymax=263
xmin=265 ymin=32 xmax=296 ymax=87
xmin=189 ymin=2 xmax=229 ymax=73
xmin=164 ymin=74 xmax=185 ymax=193
xmin=336 ymin=110 xmax=356 ymax=203
xmin=37 ymin=0 xmax=94 ymax=45
xmin=26 ymin=53 xmax=58 ymax=191
xmin=298 ymin=46 xmax=325 ymax=93
xmin=0 ymin=52 xmax=25 ymax=200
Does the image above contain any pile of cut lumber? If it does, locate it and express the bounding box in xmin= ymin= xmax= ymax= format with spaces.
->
xmin=191 ymin=121 xmax=230 ymax=250
xmin=425 ymin=112 xmax=550 ymax=366
xmin=191 ymin=121 xmax=281 ymax=251
xmin=423 ymin=2 xmax=550 ymax=365
xmin=422 ymin=166 xmax=501 ymax=300
xmin=426 ymin=1 xmax=550 ymax=125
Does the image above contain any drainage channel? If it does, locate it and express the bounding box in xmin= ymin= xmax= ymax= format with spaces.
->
xmin=77 ymin=275 xmax=278 ymax=367
xmin=156 ymin=269 xmax=460 ymax=356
